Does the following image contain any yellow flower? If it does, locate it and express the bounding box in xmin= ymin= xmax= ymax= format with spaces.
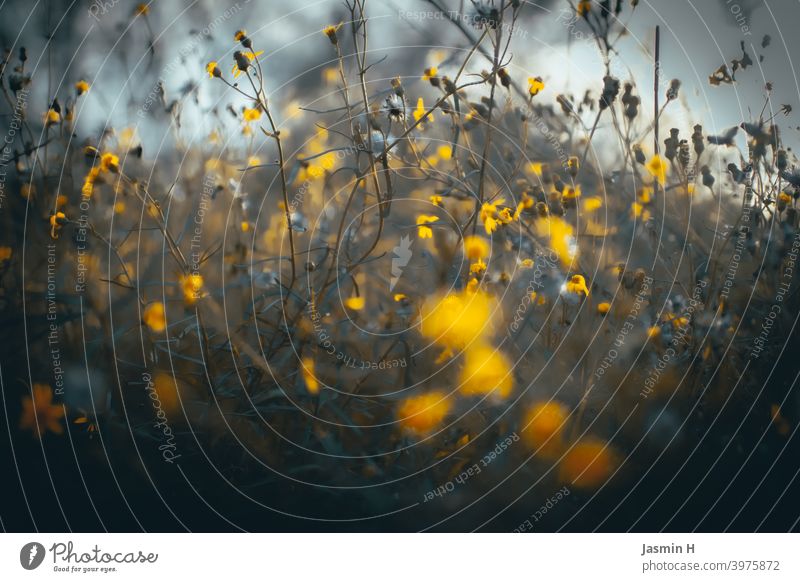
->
xmin=0 ymin=246 xmax=12 ymax=262
xmin=20 ymin=384 xmax=64 ymax=436
xmin=345 ymin=296 xmax=365 ymax=311
xmin=559 ymin=439 xmax=616 ymax=489
xmin=181 ymin=274 xmax=204 ymax=306
xmin=50 ymin=211 xmax=67 ymax=239
xmin=577 ymin=0 xmax=591 ymax=16
xmin=562 ymin=184 xmax=582 ymax=201
xmin=206 ymin=61 xmax=221 ymax=79
xmin=480 ymin=197 xmax=505 ymax=235
xmin=528 ymin=76 xmax=545 ymax=97
xmin=422 ymin=66 xmax=438 ymax=81
xmin=323 ymin=22 xmax=343 ymax=45
xmin=99 ymin=152 xmax=119 ymax=173
xmin=416 ymin=214 xmax=438 ymax=239
xmin=74 ymin=80 xmax=90 ymax=95
xmin=44 ymin=109 xmax=60 ymax=126
xmin=134 ymin=3 xmax=149 ymax=16
xmin=234 ymin=29 xmax=247 ymax=42
xmin=301 ymin=357 xmax=320 ymax=394
xmin=565 ymin=274 xmax=590 ymax=296
xmin=437 ymin=145 xmax=452 ymax=160
xmin=647 ymin=325 xmax=661 ymax=339
xmin=534 ymin=216 xmax=576 ymax=268
xmin=143 ymin=302 xmax=167 ymax=332
xmin=527 ymin=161 xmax=543 ymax=176
xmin=638 ymin=185 xmax=654 ymax=204
xmin=242 ymin=107 xmax=262 ymax=122
xmin=429 ymin=194 xmax=443 ymax=206
xmin=413 ymin=97 xmax=432 ymax=126
xmin=420 ymin=290 xmax=494 ymax=349
xmin=520 ymin=258 xmax=534 ymax=268
xmin=231 ymin=50 xmax=263 ymax=79
xmin=597 ymin=301 xmax=611 ymax=315
xmin=631 ymin=201 xmax=651 ymax=221
xmin=582 ymin=196 xmax=602 ymax=212
xmin=470 ymin=259 xmax=487 ymax=275
xmin=463 ymin=235 xmax=489 ymax=261
xmin=397 ymin=391 xmax=452 ymax=434
xmin=522 ymin=401 xmax=569 ymax=458
xmin=393 ymin=293 xmax=408 ymax=302
xmin=646 ymin=154 xmax=667 ymax=186
xmin=152 ymin=372 xmax=180 ymax=413
xmin=459 ymin=344 xmax=513 ymax=399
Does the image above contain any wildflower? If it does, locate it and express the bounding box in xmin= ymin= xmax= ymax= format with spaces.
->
xmin=152 ymin=373 xmax=180 ymax=413
xmin=143 ymin=302 xmax=167 ymax=332
xmin=520 ymin=258 xmax=534 ymax=268
xmin=0 ymin=246 xmax=12 ymax=262
xmin=134 ymin=3 xmax=149 ymax=16
xmin=631 ymin=201 xmax=651 ymax=221
xmin=234 ymin=29 xmax=253 ymax=48
xmin=528 ymin=76 xmax=545 ymax=97
xmin=420 ymin=290 xmax=494 ymax=350
xmin=422 ymin=66 xmax=438 ymax=82
xmin=479 ymin=197 xmax=505 ymax=235
xmin=241 ymin=221 xmax=250 ymax=232
xmin=19 ymin=383 xmax=64 ymax=436
xmin=413 ymin=97 xmax=432 ymax=126
xmin=323 ymin=22 xmax=342 ymax=45
xmin=778 ymin=192 xmax=792 ymax=211
xmin=181 ymin=273 xmax=204 ymax=306
xmin=561 ymin=184 xmax=582 ymax=205
xmin=99 ymin=152 xmax=119 ymax=173
xmin=646 ymin=325 xmax=661 ymax=339
xmin=49 ymin=211 xmax=67 ymax=239
xmin=597 ymin=302 xmax=611 ymax=315
xmin=463 ymin=235 xmax=490 ymax=261
xmin=429 ymin=194 xmax=443 ymax=206
xmin=459 ymin=344 xmax=513 ymax=399
xmin=559 ymin=439 xmax=616 ymax=489
xmin=206 ymin=61 xmax=221 ymax=79
xmin=577 ymin=0 xmax=591 ymax=16
xmin=522 ymin=401 xmax=569 ymax=457
xmin=74 ymin=80 xmax=90 ymax=95
xmin=527 ymin=162 xmax=543 ymax=176
xmin=497 ymin=67 xmax=511 ymax=88
xmin=646 ymin=154 xmax=668 ymax=186
xmin=242 ymin=107 xmax=262 ymax=122
xmin=416 ymin=214 xmax=438 ymax=239
xmin=397 ymin=391 xmax=452 ymax=434
xmin=301 ymin=357 xmax=320 ymax=394
xmin=232 ymin=50 xmax=263 ymax=79
xmin=44 ymin=108 xmax=60 ymax=126
xmin=638 ymin=185 xmax=654 ymax=204
xmin=393 ymin=293 xmax=408 ymax=302
xmin=561 ymin=275 xmax=589 ymax=301
xmin=534 ymin=216 xmax=576 ymax=268
xmin=344 ymin=296 xmax=365 ymax=311
xmin=582 ymin=197 xmax=602 ymax=212
xmin=470 ymin=259 xmax=487 ymax=276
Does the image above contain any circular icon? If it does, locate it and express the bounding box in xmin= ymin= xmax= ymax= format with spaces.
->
xmin=19 ymin=542 xmax=46 ymax=570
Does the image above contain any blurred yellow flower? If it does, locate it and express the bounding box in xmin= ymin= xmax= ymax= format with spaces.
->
xmin=181 ymin=274 xmax=204 ymax=306
xmin=44 ymin=109 xmax=60 ymax=126
xmin=459 ymin=344 xmax=513 ymax=399
xmin=560 ymin=439 xmax=616 ymax=489
xmin=143 ymin=302 xmax=167 ymax=332
xmin=206 ymin=61 xmax=221 ymax=79
xmin=522 ymin=401 xmax=569 ymax=457
xmin=345 ymin=296 xmax=365 ymax=311
xmin=0 ymin=246 xmax=12 ymax=262
xmin=463 ymin=235 xmax=489 ymax=260
xmin=323 ymin=22 xmax=343 ymax=45
xmin=597 ymin=301 xmax=611 ymax=315
xmin=75 ymin=80 xmax=90 ymax=95
xmin=301 ymin=357 xmax=320 ymax=394
xmin=397 ymin=391 xmax=451 ymax=434
xmin=20 ymin=384 xmax=64 ymax=436
xmin=420 ymin=290 xmax=494 ymax=349
xmin=646 ymin=154 xmax=667 ymax=185
xmin=422 ymin=66 xmax=438 ymax=81
xmin=243 ymin=107 xmax=262 ymax=122
xmin=416 ymin=214 xmax=438 ymax=239
xmin=534 ymin=216 xmax=576 ymax=268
